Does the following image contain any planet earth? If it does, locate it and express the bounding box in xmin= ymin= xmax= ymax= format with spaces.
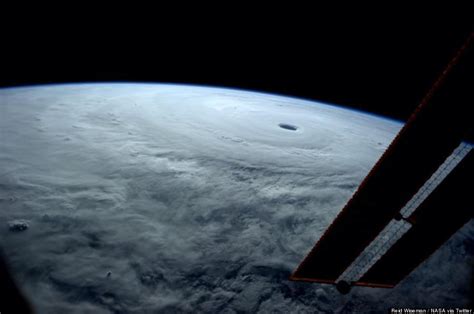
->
xmin=0 ymin=83 xmax=472 ymax=313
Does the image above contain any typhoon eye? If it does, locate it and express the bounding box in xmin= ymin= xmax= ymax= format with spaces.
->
xmin=278 ymin=123 xmax=298 ymax=131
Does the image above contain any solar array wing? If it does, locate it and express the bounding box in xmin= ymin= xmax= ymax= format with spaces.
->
xmin=291 ymin=33 xmax=473 ymax=287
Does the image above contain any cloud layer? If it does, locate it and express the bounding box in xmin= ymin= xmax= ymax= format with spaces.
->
xmin=0 ymin=84 xmax=471 ymax=313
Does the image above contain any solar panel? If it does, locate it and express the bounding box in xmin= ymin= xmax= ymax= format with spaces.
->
xmin=357 ymin=150 xmax=473 ymax=287
xmin=291 ymin=33 xmax=473 ymax=288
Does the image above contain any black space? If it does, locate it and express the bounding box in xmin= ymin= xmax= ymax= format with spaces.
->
xmin=1 ymin=11 xmax=472 ymax=122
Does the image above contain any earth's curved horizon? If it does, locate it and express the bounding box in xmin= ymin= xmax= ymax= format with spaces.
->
xmin=0 ymin=83 xmax=472 ymax=313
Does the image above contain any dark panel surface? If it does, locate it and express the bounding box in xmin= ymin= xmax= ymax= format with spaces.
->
xmin=291 ymin=33 xmax=473 ymax=283
xmin=357 ymin=150 xmax=474 ymax=287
